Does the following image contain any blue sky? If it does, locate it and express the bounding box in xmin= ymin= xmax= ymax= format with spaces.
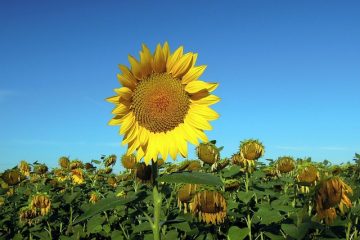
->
xmin=0 ymin=1 xmax=359 ymax=172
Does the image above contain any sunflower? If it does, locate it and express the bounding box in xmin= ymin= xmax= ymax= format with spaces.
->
xmin=239 ymin=139 xmax=265 ymax=166
xmin=71 ymin=168 xmax=85 ymax=185
xmin=30 ymin=193 xmax=51 ymax=216
xmin=276 ymin=156 xmax=296 ymax=174
xmin=121 ymin=153 xmax=137 ymax=169
xmin=69 ymin=160 xmax=83 ymax=170
xmin=2 ymin=169 xmax=21 ymax=186
xmin=19 ymin=206 xmax=37 ymax=224
xmin=177 ymin=184 xmax=198 ymax=213
xmin=190 ymin=190 xmax=227 ymax=225
xmin=18 ymin=161 xmax=31 ymax=177
xmin=315 ymin=177 xmax=353 ymax=224
xmin=136 ymin=163 xmax=152 ymax=183
xmin=107 ymin=42 xmax=220 ymax=164
xmin=89 ymin=192 xmax=100 ymax=204
xmin=297 ymin=165 xmax=319 ymax=193
xmin=196 ymin=141 xmax=220 ymax=165
xmin=34 ymin=164 xmax=48 ymax=175
xmin=58 ymin=156 xmax=70 ymax=169
xmin=105 ymin=154 xmax=117 ymax=167
xmin=107 ymin=176 xmax=118 ymax=188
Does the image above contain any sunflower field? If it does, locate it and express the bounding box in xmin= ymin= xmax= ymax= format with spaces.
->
xmin=1 ymin=142 xmax=360 ymax=240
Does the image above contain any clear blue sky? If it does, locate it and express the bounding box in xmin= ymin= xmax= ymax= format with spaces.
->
xmin=1 ymin=1 xmax=359 ymax=172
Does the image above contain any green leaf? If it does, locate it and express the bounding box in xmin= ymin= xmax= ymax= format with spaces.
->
xmin=87 ymin=215 xmax=105 ymax=234
xmin=255 ymin=208 xmax=283 ymax=225
xmin=74 ymin=196 xmax=137 ymax=224
xmin=281 ymin=223 xmax=310 ymax=240
xmin=111 ymin=230 xmax=124 ymax=240
xmin=263 ymin=232 xmax=284 ymax=240
xmin=165 ymin=229 xmax=178 ymax=239
xmin=227 ymin=226 xmax=249 ymax=240
xmin=31 ymin=231 xmax=51 ymax=240
xmin=237 ymin=191 xmax=254 ymax=204
xmin=173 ymin=221 xmax=191 ymax=232
xmin=64 ymin=191 xmax=81 ymax=204
xmin=222 ymin=166 xmax=242 ymax=178
xmin=158 ymin=172 xmax=223 ymax=186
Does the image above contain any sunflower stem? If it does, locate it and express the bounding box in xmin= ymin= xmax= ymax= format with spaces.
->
xmin=151 ymin=160 xmax=162 ymax=240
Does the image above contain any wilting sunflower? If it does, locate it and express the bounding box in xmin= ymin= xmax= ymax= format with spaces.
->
xmin=239 ymin=139 xmax=265 ymax=167
xmin=58 ymin=156 xmax=70 ymax=169
xmin=2 ymin=169 xmax=21 ymax=186
xmin=30 ymin=193 xmax=51 ymax=216
xmin=19 ymin=206 xmax=37 ymax=224
xmin=177 ymin=184 xmax=199 ymax=213
xmin=71 ymin=168 xmax=85 ymax=185
xmin=315 ymin=177 xmax=353 ymax=224
xmin=107 ymin=176 xmax=118 ymax=188
xmin=136 ymin=163 xmax=152 ymax=183
xmin=107 ymin=42 xmax=220 ymax=164
xmin=297 ymin=165 xmax=319 ymax=193
xmin=224 ymin=179 xmax=241 ymax=191
xmin=276 ymin=156 xmax=296 ymax=174
xmin=196 ymin=141 xmax=220 ymax=165
xmin=190 ymin=190 xmax=227 ymax=225
xmin=34 ymin=164 xmax=48 ymax=175
xmin=70 ymin=160 xmax=83 ymax=170
xmin=105 ymin=154 xmax=117 ymax=167
xmin=121 ymin=153 xmax=137 ymax=169
xmin=18 ymin=160 xmax=31 ymax=177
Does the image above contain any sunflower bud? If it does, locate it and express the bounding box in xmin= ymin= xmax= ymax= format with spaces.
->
xmin=121 ymin=154 xmax=137 ymax=169
xmin=197 ymin=142 xmax=220 ymax=165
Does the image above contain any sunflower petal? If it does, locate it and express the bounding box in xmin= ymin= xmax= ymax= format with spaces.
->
xmin=114 ymin=87 xmax=133 ymax=101
xmin=170 ymin=53 xmax=194 ymax=78
xmin=106 ymin=96 xmax=120 ymax=104
xmin=191 ymin=94 xmax=220 ymax=106
xmin=163 ymin=42 xmax=170 ymax=62
xmin=182 ymin=65 xmax=207 ymax=84
xmin=179 ymin=123 xmax=199 ymax=145
xmin=185 ymin=80 xmax=218 ymax=94
xmin=139 ymin=44 xmax=153 ymax=78
xmin=111 ymin=103 xmax=129 ymax=115
xmin=136 ymin=147 xmax=145 ymax=162
xmin=118 ymin=64 xmax=137 ymax=88
xmin=186 ymin=111 xmax=212 ymax=130
xmin=152 ymin=43 xmax=166 ymax=73
xmin=190 ymin=104 xmax=219 ymax=121
xmin=120 ymin=112 xmax=135 ymax=135
xmin=128 ymin=55 xmax=142 ymax=80
xmin=166 ymin=46 xmax=183 ymax=71
xmin=158 ymin=132 xmax=169 ymax=160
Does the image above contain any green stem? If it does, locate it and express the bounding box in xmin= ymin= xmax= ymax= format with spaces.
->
xmin=246 ymin=212 xmax=252 ymax=240
xmin=245 ymin=172 xmax=249 ymax=192
xmin=151 ymin=160 xmax=162 ymax=240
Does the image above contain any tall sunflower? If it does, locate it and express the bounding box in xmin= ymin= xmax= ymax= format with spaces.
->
xmin=107 ymin=43 xmax=220 ymax=164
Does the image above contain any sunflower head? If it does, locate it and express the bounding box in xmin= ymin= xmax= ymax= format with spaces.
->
xmin=315 ymin=177 xmax=353 ymax=224
xmin=89 ymin=192 xmax=100 ymax=204
xmin=71 ymin=168 xmax=85 ymax=185
xmin=29 ymin=173 xmax=41 ymax=183
xmin=107 ymin=42 xmax=220 ymax=165
xmin=239 ymin=139 xmax=265 ymax=161
xmin=224 ymin=179 xmax=241 ymax=191
xmin=107 ymin=176 xmax=118 ymax=188
xmin=190 ymin=190 xmax=227 ymax=225
xmin=121 ymin=153 xmax=137 ymax=169
xmin=105 ymin=154 xmax=117 ymax=167
xmin=69 ymin=160 xmax=84 ymax=170
xmin=264 ymin=166 xmax=278 ymax=178
xmin=231 ymin=153 xmax=255 ymax=173
xmin=2 ymin=169 xmax=21 ymax=186
xmin=136 ymin=163 xmax=152 ymax=183
xmin=34 ymin=164 xmax=48 ymax=175
xmin=30 ymin=193 xmax=51 ymax=216
xmin=276 ymin=156 xmax=296 ymax=174
xmin=104 ymin=167 xmax=113 ymax=174
xmin=19 ymin=206 xmax=37 ymax=224
xmin=58 ymin=156 xmax=70 ymax=169
xmin=297 ymin=165 xmax=319 ymax=185
xmin=178 ymin=160 xmax=202 ymax=171
xmin=18 ymin=161 xmax=31 ymax=177
xmin=196 ymin=141 xmax=220 ymax=165
xmin=177 ymin=184 xmax=198 ymax=213
xmin=84 ymin=162 xmax=95 ymax=170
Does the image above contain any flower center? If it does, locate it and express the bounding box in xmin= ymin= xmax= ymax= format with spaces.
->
xmin=132 ymin=73 xmax=190 ymax=133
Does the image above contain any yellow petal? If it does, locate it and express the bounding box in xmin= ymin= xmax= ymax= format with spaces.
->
xmin=118 ymin=65 xmax=137 ymax=89
xmin=106 ymin=96 xmax=120 ymax=104
xmin=111 ymin=103 xmax=128 ymax=115
xmin=128 ymin=55 xmax=142 ymax=80
xmin=114 ymin=87 xmax=133 ymax=101
xmin=139 ymin=127 xmax=150 ymax=147
xmin=122 ymin=121 xmax=138 ymax=145
xmin=108 ymin=116 xmax=124 ymax=126
xmin=120 ymin=112 xmax=135 ymax=135
xmin=139 ymin=44 xmax=153 ymax=78
xmin=181 ymin=65 xmax=207 ymax=84
xmin=185 ymin=80 xmax=218 ymax=94
xmin=126 ymin=137 xmax=140 ymax=156
xmin=136 ymin=147 xmax=145 ymax=162
xmin=170 ymin=53 xmax=193 ymax=78
xmin=144 ymin=132 xmax=158 ymax=164
xmin=179 ymin=123 xmax=199 ymax=145
xmin=158 ymin=132 xmax=169 ymax=160
xmin=174 ymin=129 xmax=187 ymax=157
xmin=191 ymin=127 xmax=209 ymax=143
xmin=191 ymin=94 xmax=220 ymax=106
xmin=166 ymin=46 xmax=183 ymax=71
xmin=186 ymin=111 xmax=212 ymax=130
xmin=152 ymin=44 xmax=166 ymax=73
xmin=190 ymin=104 xmax=219 ymax=121
xmin=168 ymin=131 xmax=178 ymax=160
xmin=162 ymin=42 xmax=170 ymax=62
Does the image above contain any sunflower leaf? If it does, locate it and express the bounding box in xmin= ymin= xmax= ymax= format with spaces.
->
xmin=158 ymin=171 xmax=223 ymax=186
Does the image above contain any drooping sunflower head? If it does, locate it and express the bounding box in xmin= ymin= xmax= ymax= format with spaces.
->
xmin=177 ymin=184 xmax=199 ymax=213
xmin=136 ymin=163 xmax=152 ymax=183
xmin=19 ymin=206 xmax=37 ymax=224
xmin=18 ymin=160 xmax=31 ymax=177
xmin=34 ymin=164 xmax=48 ymax=175
xmin=71 ymin=168 xmax=85 ymax=185
xmin=263 ymin=166 xmax=278 ymax=178
xmin=239 ymin=139 xmax=265 ymax=161
xmin=297 ymin=165 xmax=319 ymax=185
xmin=107 ymin=42 xmax=220 ymax=165
xmin=196 ymin=141 xmax=220 ymax=165
xmin=179 ymin=160 xmax=202 ymax=171
xmin=107 ymin=176 xmax=118 ymax=188
xmin=315 ymin=177 xmax=353 ymax=224
xmin=190 ymin=190 xmax=227 ymax=225
xmin=231 ymin=153 xmax=255 ymax=173
xmin=2 ymin=169 xmax=21 ymax=186
xmin=69 ymin=160 xmax=84 ymax=170
xmin=58 ymin=156 xmax=70 ymax=169
xmin=30 ymin=193 xmax=51 ymax=216
xmin=121 ymin=153 xmax=137 ymax=169
xmin=276 ymin=156 xmax=296 ymax=174
xmin=224 ymin=179 xmax=241 ymax=191
xmin=105 ymin=154 xmax=117 ymax=167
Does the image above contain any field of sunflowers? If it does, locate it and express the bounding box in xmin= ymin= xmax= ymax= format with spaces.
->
xmin=1 ymin=140 xmax=360 ymax=240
